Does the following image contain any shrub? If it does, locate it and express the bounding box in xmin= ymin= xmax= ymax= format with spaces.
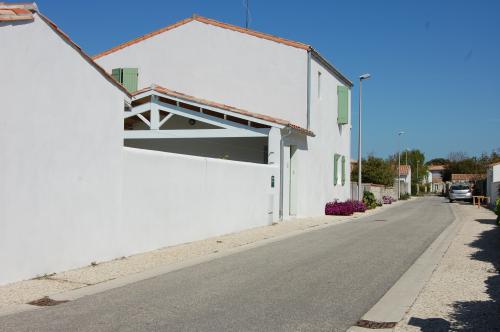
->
xmin=325 ymin=201 xmax=354 ymax=216
xmin=400 ymin=193 xmax=411 ymax=200
xmin=363 ymin=191 xmax=377 ymax=209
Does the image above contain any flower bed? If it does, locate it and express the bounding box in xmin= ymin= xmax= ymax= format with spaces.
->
xmin=325 ymin=200 xmax=366 ymax=215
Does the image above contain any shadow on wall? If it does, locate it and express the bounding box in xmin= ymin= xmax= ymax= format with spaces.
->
xmin=407 ymin=218 xmax=500 ymax=331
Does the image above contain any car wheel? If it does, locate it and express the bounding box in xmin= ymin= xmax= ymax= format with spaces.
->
xmin=449 ymin=199 xmax=454 ymax=203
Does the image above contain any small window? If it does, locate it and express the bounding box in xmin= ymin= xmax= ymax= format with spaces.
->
xmin=317 ymin=71 xmax=322 ymax=99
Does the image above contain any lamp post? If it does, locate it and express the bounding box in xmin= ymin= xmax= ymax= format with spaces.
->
xmin=357 ymin=73 xmax=371 ymax=201
xmin=397 ymin=131 xmax=405 ymax=199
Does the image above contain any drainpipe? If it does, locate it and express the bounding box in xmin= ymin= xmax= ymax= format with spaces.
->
xmin=279 ymin=127 xmax=293 ymax=221
xmin=306 ymin=50 xmax=311 ymax=130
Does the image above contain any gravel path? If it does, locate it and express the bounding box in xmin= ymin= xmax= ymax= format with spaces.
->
xmin=0 ymin=200 xmax=403 ymax=309
xmin=396 ymin=202 xmax=500 ymax=331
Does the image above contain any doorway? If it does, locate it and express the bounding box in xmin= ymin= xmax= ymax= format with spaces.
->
xmin=289 ymin=146 xmax=298 ymax=216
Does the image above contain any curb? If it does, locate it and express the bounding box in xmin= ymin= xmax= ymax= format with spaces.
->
xmin=346 ymin=201 xmax=464 ymax=332
xmin=0 ymin=198 xmax=415 ymax=318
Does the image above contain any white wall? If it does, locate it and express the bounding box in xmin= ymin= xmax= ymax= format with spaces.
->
xmin=285 ymin=58 xmax=351 ymax=218
xmin=96 ymin=20 xmax=309 ymax=128
xmin=487 ymin=166 xmax=499 ymax=207
xmin=121 ymin=148 xmax=278 ymax=255
xmin=0 ymin=15 xmax=126 ymax=285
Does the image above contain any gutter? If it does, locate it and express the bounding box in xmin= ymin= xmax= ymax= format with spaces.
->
xmin=310 ymin=48 xmax=353 ymax=88
xmin=279 ymin=128 xmax=293 ymax=221
xmin=306 ymin=50 xmax=311 ymax=130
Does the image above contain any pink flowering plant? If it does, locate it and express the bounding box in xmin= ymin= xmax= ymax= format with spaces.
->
xmin=325 ymin=200 xmax=366 ymax=216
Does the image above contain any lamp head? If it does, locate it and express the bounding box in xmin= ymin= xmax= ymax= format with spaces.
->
xmin=359 ymin=73 xmax=371 ymax=80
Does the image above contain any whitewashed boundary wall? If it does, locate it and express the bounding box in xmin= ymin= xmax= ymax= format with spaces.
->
xmin=121 ymin=148 xmax=279 ymax=256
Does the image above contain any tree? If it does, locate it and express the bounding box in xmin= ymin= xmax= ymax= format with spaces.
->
xmin=351 ymin=156 xmax=395 ymax=186
xmin=426 ymin=158 xmax=449 ymax=166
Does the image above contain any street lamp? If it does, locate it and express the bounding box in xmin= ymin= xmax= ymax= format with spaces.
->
xmin=357 ymin=73 xmax=371 ymax=201
xmin=397 ymin=131 xmax=405 ymax=199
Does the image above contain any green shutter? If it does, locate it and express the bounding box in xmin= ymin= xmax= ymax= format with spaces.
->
xmin=334 ymin=154 xmax=340 ymax=185
xmin=122 ymin=68 xmax=139 ymax=92
xmin=111 ymin=68 xmax=138 ymax=92
xmin=111 ymin=68 xmax=122 ymax=83
xmin=337 ymin=85 xmax=349 ymax=124
xmin=341 ymin=156 xmax=346 ymax=185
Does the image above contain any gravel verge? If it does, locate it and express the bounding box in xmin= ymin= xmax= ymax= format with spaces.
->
xmin=396 ymin=202 xmax=500 ymax=331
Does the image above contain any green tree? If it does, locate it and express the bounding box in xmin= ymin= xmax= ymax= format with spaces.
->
xmin=351 ymin=156 xmax=395 ymax=186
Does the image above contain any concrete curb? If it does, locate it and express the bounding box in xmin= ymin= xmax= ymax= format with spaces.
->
xmin=346 ymin=201 xmax=464 ymax=332
xmin=0 ymin=198 xmax=415 ymax=318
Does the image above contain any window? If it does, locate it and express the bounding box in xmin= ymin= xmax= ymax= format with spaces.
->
xmin=334 ymin=154 xmax=340 ymax=185
xmin=317 ymin=71 xmax=322 ymax=99
xmin=112 ymin=68 xmax=139 ymax=92
xmin=337 ymin=85 xmax=348 ymax=124
xmin=341 ymin=156 xmax=346 ymax=185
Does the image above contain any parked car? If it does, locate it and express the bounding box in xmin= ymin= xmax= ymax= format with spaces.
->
xmin=449 ymin=184 xmax=472 ymax=202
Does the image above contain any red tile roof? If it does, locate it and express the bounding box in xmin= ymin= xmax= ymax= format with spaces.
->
xmin=399 ymin=165 xmax=411 ymax=176
xmin=428 ymin=165 xmax=446 ymax=171
xmin=489 ymin=161 xmax=500 ymax=167
xmin=451 ymin=173 xmax=485 ymax=181
xmin=0 ymin=2 xmax=35 ymax=21
xmin=134 ymin=84 xmax=314 ymax=136
xmin=0 ymin=3 xmax=131 ymax=97
xmin=92 ymin=15 xmax=352 ymax=87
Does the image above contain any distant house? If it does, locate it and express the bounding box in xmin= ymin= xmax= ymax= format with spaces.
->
xmin=451 ymin=174 xmax=485 ymax=183
xmin=486 ymin=162 xmax=500 ymax=207
xmin=397 ymin=165 xmax=412 ymax=195
xmin=428 ymin=165 xmax=446 ymax=193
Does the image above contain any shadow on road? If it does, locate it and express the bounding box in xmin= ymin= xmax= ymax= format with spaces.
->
xmin=407 ymin=217 xmax=500 ymax=331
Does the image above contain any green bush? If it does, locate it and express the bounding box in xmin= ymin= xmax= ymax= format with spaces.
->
xmin=400 ymin=193 xmax=411 ymax=200
xmin=495 ymin=198 xmax=500 ymax=225
xmin=363 ymin=191 xmax=377 ymax=209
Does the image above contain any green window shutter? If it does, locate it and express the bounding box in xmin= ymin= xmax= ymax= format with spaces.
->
xmin=341 ymin=156 xmax=346 ymax=185
xmin=337 ymin=85 xmax=349 ymax=124
xmin=111 ymin=68 xmax=122 ymax=83
xmin=122 ymin=68 xmax=139 ymax=92
xmin=334 ymin=154 xmax=340 ymax=185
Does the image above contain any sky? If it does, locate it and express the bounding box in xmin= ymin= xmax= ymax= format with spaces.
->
xmin=36 ymin=0 xmax=500 ymax=161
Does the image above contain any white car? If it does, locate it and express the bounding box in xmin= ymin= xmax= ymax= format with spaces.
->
xmin=449 ymin=184 xmax=472 ymax=202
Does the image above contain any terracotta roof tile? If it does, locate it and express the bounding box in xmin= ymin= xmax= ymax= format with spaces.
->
xmin=0 ymin=2 xmax=35 ymax=21
xmin=92 ymin=15 xmax=352 ymax=87
xmin=428 ymin=165 xmax=446 ymax=171
xmin=134 ymin=84 xmax=314 ymax=136
xmin=399 ymin=165 xmax=411 ymax=176
xmin=1 ymin=2 xmax=130 ymax=96
xmin=93 ymin=15 xmax=309 ymax=60
xmin=451 ymin=173 xmax=486 ymax=181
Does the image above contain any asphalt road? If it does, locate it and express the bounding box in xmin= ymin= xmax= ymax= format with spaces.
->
xmin=0 ymin=197 xmax=454 ymax=332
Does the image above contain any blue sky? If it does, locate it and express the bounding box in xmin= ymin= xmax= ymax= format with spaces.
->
xmin=37 ymin=0 xmax=499 ymax=161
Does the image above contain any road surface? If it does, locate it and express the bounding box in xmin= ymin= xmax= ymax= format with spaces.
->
xmin=0 ymin=197 xmax=454 ymax=332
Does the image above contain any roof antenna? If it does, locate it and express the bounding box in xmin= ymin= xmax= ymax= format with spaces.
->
xmin=244 ymin=0 xmax=250 ymax=29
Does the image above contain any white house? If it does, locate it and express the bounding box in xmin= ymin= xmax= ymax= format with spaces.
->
xmin=487 ymin=162 xmax=500 ymax=208
xmin=397 ymin=165 xmax=412 ymax=195
xmin=0 ymin=3 xmax=129 ymax=285
xmin=428 ymin=164 xmax=446 ymax=193
xmin=94 ymin=15 xmax=353 ymax=219
xmin=0 ymin=5 xmax=353 ymax=285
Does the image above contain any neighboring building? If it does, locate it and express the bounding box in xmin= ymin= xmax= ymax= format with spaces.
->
xmin=451 ymin=173 xmax=485 ymax=183
xmin=396 ymin=165 xmax=412 ymax=195
xmin=0 ymin=3 xmax=130 ymax=285
xmin=428 ymin=164 xmax=446 ymax=193
xmin=94 ymin=15 xmax=353 ymax=218
xmin=486 ymin=162 xmax=500 ymax=208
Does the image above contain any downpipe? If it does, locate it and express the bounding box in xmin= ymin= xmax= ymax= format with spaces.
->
xmin=279 ymin=128 xmax=293 ymax=221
